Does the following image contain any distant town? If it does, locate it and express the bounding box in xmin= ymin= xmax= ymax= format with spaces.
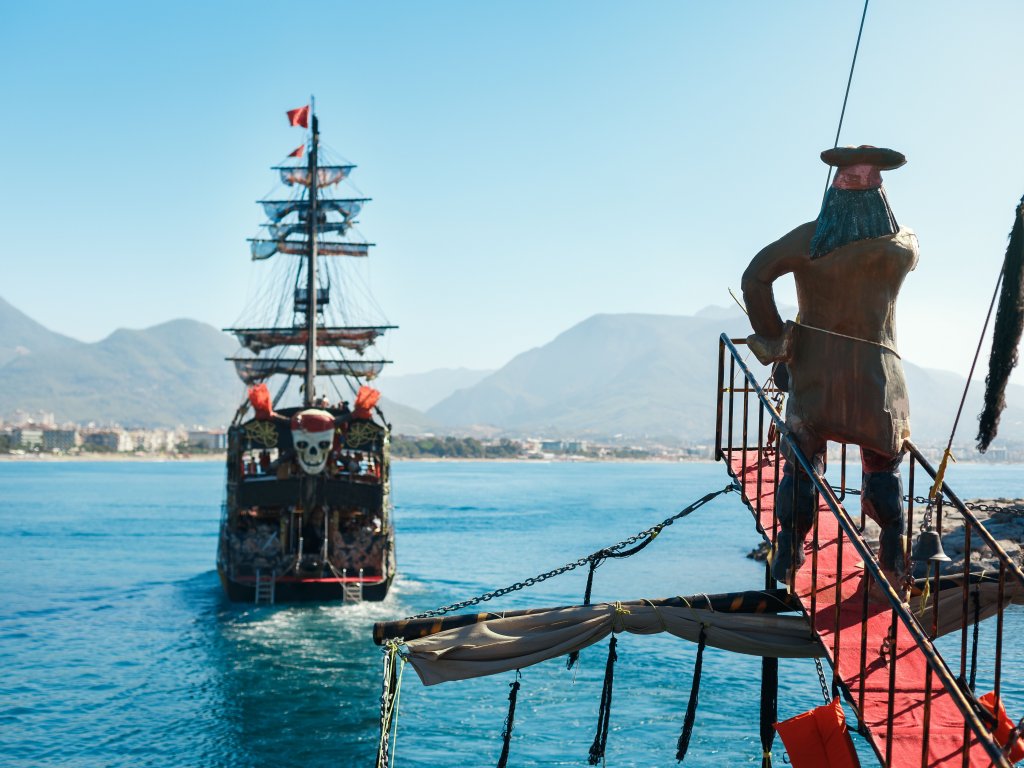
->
xmin=3 ymin=409 xmax=1021 ymax=464
xmin=0 ymin=409 xmax=716 ymax=461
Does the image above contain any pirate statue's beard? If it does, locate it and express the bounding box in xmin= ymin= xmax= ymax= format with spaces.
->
xmin=809 ymin=186 xmax=899 ymax=259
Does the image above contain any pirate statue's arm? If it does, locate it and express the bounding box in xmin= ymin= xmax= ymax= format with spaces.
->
xmin=741 ymin=220 xmax=816 ymax=365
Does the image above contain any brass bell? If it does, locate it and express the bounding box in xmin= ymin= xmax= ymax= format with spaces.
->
xmin=912 ymin=529 xmax=951 ymax=563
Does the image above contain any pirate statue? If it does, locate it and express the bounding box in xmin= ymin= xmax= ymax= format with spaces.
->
xmin=741 ymin=145 xmax=918 ymax=598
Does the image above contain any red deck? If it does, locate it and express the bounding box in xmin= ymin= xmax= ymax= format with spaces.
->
xmin=729 ymin=448 xmax=992 ymax=767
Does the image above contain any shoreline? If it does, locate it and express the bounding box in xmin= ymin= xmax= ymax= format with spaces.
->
xmin=0 ymin=452 xmax=711 ymax=464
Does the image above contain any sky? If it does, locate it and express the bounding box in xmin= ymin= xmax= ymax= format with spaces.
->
xmin=2 ymin=1 xmax=1023 ymax=379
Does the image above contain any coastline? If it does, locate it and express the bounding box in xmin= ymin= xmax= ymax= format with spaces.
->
xmin=0 ymin=452 xmax=710 ymax=464
xmin=0 ymin=452 xmax=225 ymax=462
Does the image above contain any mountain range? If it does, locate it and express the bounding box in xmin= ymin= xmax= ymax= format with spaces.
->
xmin=2 ymin=295 xmax=1022 ymax=449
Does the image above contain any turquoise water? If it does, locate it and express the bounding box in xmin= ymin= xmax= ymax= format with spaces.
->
xmin=1 ymin=459 xmax=1022 ymax=767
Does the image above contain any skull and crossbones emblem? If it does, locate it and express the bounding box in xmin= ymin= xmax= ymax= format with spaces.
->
xmin=290 ymin=409 xmax=336 ymax=475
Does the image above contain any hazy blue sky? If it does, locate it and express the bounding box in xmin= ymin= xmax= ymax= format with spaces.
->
xmin=2 ymin=2 xmax=1023 ymax=379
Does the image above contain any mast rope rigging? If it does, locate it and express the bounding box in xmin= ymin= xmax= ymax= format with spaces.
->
xmin=675 ymin=625 xmax=708 ymax=762
xmin=401 ymin=485 xmax=736 ymax=621
xmin=496 ymin=671 xmax=521 ymax=768
xmin=375 ymin=640 xmax=406 ymax=768
xmin=587 ymin=634 xmax=618 ymax=765
xmin=822 ymin=0 xmax=870 ymax=196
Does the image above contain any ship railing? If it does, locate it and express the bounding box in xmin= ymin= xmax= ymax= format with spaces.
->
xmin=715 ymin=333 xmax=1024 ymax=768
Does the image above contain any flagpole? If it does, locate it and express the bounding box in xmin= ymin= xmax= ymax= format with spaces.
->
xmin=304 ymin=96 xmax=319 ymax=406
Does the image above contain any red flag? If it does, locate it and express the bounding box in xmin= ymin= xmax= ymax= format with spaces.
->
xmin=286 ymin=105 xmax=309 ymax=128
xmin=288 ymin=144 xmax=305 ymax=158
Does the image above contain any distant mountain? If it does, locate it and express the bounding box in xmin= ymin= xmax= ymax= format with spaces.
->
xmin=427 ymin=311 xmax=758 ymax=442
xmin=375 ymin=367 xmax=494 ymax=412
xmin=378 ymin=396 xmax=439 ymax=436
xmin=4 ymin=296 xmax=1022 ymax=448
xmin=0 ymin=307 xmax=242 ymax=427
xmin=0 ymin=296 xmax=80 ymax=368
xmin=0 ymin=297 xmax=437 ymax=432
xmin=426 ymin=309 xmax=1024 ymax=448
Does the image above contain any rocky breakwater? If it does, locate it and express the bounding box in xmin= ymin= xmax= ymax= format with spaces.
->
xmin=920 ymin=498 xmax=1024 ymax=578
xmin=747 ymin=498 xmax=1024 ymax=578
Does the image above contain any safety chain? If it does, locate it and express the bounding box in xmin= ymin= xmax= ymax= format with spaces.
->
xmin=832 ymin=486 xmax=1024 ymax=517
xmin=814 ymin=658 xmax=831 ymax=704
xmin=403 ymin=485 xmax=737 ymax=620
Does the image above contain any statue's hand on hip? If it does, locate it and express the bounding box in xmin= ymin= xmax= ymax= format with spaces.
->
xmin=746 ymin=321 xmax=793 ymax=365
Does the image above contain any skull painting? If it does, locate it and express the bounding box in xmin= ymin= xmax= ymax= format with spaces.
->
xmin=290 ymin=409 xmax=336 ymax=475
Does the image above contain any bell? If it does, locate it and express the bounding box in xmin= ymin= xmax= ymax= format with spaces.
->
xmin=912 ymin=529 xmax=952 ymax=563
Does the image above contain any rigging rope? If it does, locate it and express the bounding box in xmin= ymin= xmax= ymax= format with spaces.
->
xmin=676 ymin=625 xmax=708 ymax=762
xmin=822 ymin=0 xmax=871 ymax=196
xmin=588 ymin=635 xmax=619 ymax=765
xmin=403 ymin=485 xmax=736 ymax=620
xmin=759 ymin=656 xmax=778 ymax=768
xmin=376 ymin=641 xmax=406 ymax=768
xmin=496 ymin=671 xmax=521 ymax=768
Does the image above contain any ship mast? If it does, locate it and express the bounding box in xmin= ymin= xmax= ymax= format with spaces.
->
xmin=304 ymin=96 xmax=319 ymax=406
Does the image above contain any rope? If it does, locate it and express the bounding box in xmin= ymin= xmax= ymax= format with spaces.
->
xmin=404 ymin=485 xmax=735 ymax=620
xmin=568 ymin=559 xmax=602 ymax=670
xmin=496 ymin=671 xmax=521 ymax=768
xmin=588 ymin=636 xmax=618 ymax=765
xmin=676 ymin=626 xmax=708 ymax=762
xmin=822 ymin=0 xmax=871 ymax=195
xmin=375 ymin=640 xmax=406 ymax=768
xmin=794 ymin=321 xmax=900 ymax=358
xmin=759 ymin=656 xmax=778 ymax=768
xmin=970 ymin=588 xmax=981 ymax=692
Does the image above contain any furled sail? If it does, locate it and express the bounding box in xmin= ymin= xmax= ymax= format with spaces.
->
xmin=228 ymin=326 xmax=394 ymax=354
xmin=231 ymin=357 xmax=388 ymax=384
xmin=402 ymin=602 xmax=822 ymax=686
xmin=274 ymin=165 xmax=354 ymax=188
xmin=260 ymin=198 xmax=367 ymax=222
xmin=249 ymin=240 xmax=372 ymax=260
xmin=265 ymin=221 xmax=352 ymax=239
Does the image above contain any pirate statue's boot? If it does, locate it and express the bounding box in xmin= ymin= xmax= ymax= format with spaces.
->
xmin=861 ymin=453 xmax=910 ymax=602
xmin=771 ymin=461 xmax=817 ymax=585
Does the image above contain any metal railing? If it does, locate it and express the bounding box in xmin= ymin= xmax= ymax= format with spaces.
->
xmin=715 ymin=334 xmax=1024 ymax=768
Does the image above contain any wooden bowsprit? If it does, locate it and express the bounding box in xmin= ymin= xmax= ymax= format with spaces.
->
xmin=716 ymin=334 xmax=1024 ymax=768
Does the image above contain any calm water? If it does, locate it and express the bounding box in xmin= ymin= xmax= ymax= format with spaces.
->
xmin=1 ymin=459 xmax=1023 ymax=767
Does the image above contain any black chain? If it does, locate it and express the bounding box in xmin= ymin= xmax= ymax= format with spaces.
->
xmin=403 ymin=485 xmax=736 ymax=620
xmin=833 ymin=486 xmax=1024 ymax=516
xmin=814 ymin=658 xmax=831 ymax=704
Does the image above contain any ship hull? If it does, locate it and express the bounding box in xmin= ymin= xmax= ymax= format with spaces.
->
xmin=218 ymin=566 xmax=395 ymax=603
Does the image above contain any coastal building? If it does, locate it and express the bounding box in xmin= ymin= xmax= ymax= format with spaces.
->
xmin=187 ymin=429 xmax=226 ymax=451
xmin=81 ymin=429 xmax=132 ymax=452
xmin=14 ymin=426 xmax=44 ymax=450
xmin=42 ymin=428 xmax=80 ymax=452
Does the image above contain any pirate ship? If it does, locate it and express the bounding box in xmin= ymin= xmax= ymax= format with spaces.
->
xmin=217 ymin=101 xmax=397 ymax=604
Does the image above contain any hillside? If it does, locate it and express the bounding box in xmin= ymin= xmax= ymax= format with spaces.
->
xmin=3 ymin=296 xmax=1023 ymax=448
xmin=426 ymin=309 xmax=1024 ymax=448
xmin=0 ymin=296 xmax=81 ymax=368
xmin=0 ymin=313 xmax=243 ymax=427
xmin=374 ymin=367 xmax=494 ymax=412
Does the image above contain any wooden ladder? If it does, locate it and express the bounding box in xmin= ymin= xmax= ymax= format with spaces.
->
xmin=342 ymin=568 xmax=363 ymax=603
xmin=254 ymin=569 xmax=275 ymax=605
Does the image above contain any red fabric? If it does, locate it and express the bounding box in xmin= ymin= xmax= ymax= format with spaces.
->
xmin=353 ymin=385 xmax=381 ymax=419
xmin=729 ymin=449 xmax=996 ymax=767
xmin=247 ymin=384 xmax=274 ymax=420
xmin=290 ymin=408 xmax=335 ymax=433
xmin=775 ymin=697 xmax=860 ymax=768
xmin=288 ymin=143 xmax=305 ymax=158
xmin=978 ymin=692 xmax=1024 ymax=762
xmin=286 ymin=105 xmax=309 ymax=128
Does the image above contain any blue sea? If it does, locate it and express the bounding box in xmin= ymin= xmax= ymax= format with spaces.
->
xmin=2 ymin=459 xmax=1024 ymax=767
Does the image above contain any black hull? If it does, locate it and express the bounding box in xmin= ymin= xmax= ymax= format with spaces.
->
xmin=218 ymin=568 xmax=393 ymax=603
